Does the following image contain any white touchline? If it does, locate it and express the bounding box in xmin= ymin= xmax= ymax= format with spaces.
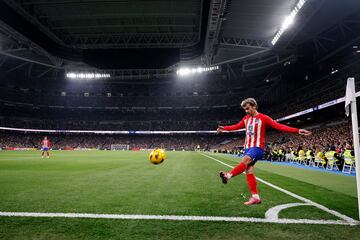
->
xmin=199 ymin=153 xmax=358 ymax=225
xmin=0 ymin=212 xmax=352 ymax=225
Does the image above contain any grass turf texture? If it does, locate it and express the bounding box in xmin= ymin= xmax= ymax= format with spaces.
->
xmin=0 ymin=150 xmax=358 ymax=239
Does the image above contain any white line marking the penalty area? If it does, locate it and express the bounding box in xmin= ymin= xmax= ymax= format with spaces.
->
xmin=199 ymin=153 xmax=358 ymax=225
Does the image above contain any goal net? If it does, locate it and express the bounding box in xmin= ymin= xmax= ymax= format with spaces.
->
xmin=110 ymin=144 xmax=130 ymax=151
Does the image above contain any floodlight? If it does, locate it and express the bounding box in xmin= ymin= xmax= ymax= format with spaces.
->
xmin=66 ymin=72 xmax=111 ymax=79
xmin=176 ymin=66 xmax=220 ymax=76
xmin=271 ymin=0 xmax=307 ymax=46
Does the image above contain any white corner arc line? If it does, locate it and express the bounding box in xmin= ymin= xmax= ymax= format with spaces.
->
xmin=265 ymin=203 xmax=312 ymax=221
xmin=199 ymin=153 xmax=358 ymax=225
xmin=0 ymin=212 xmax=352 ymax=225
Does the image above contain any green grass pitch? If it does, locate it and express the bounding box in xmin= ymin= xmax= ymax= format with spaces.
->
xmin=0 ymin=150 xmax=359 ymax=239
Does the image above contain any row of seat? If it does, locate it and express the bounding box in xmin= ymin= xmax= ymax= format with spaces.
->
xmin=284 ymin=153 xmax=356 ymax=174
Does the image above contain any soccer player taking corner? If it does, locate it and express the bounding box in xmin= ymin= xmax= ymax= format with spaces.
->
xmin=217 ymin=98 xmax=311 ymax=205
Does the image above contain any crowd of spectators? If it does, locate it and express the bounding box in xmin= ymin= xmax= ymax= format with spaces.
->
xmin=0 ymin=119 xmax=356 ymax=174
xmin=266 ymin=122 xmax=351 ymax=153
xmin=0 ymin=72 xmax=357 ymax=132
xmin=0 ymin=119 xmax=354 ymax=152
xmin=0 ymin=132 xmax=231 ymax=151
xmin=0 ymin=118 xmax=220 ymax=131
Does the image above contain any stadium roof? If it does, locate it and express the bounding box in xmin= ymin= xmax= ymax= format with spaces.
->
xmin=6 ymin=0 xmax=202 ymax=49
xmin=212 ymin=0 xmax=295 ymax=64
xmin=0 ymin=0 xmax=359 ymax=76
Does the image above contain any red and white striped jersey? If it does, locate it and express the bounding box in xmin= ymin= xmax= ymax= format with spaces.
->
xmin=222 ymin=113 xmax=299 ymax=149
xmin=42 ymin=139 xmax=51 ymax=148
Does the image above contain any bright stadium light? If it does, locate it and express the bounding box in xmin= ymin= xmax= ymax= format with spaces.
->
xmin=271 ymin=0 xmax=307 ymax=46
xmin=331 ymin=69 xmax=338 ymax=75
xmin=176 ymin=66 xmax=219 ymax=76
xmin=282 ymin=15 xmax=295 ymax=30
xmin=66 ymin=72 xmax=111 ymax=80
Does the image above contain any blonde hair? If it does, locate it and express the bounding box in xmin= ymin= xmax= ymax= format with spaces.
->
xmin=241 ymin=98 xmax=258 ymax=109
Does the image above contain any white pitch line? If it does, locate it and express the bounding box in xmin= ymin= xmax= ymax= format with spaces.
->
xmin=199 ymin=153 xmax=358 ymax=225
xmin=265 ymin=203 xmax=312 ymax=221
xmin=0 ymin=212 xmax=351 ymax=225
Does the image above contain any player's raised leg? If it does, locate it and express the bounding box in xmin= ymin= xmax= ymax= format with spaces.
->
xmin=244 ymin=165 xmax=261 ymax=205
xmin=219 ymin=155 xmax=252 ymax=184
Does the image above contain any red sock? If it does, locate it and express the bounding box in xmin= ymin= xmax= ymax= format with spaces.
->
xmin=229 ymin=162 xmax=247 ymax=177
xmin=47 ymin=152 xmax=49 ymax=157
xmin=42 ymin=152 xmax=44 ymax=157
xmin=246 ymin=173 xmax=258 ymax=195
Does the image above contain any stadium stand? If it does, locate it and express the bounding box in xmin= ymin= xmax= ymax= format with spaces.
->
xmin=0 ymin=132 xmax=232 ymax=151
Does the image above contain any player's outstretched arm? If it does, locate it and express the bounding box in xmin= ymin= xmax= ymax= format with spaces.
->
xmin=217 ymin=118 xmax=246 ymax=133
xmin=266 ymin=116 xmax=311 ymax=135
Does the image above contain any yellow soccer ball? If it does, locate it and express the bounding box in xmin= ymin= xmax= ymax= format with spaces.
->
xmin=149 ymin=149 xmax=166 ymax=165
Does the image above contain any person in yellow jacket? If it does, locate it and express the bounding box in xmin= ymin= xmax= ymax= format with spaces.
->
xmin=272 ymin=148 xmax=279 ymax=161
xmin=278 ymin=148 xmax=285 ymax=162
xmin=306 ymin=147 xmax=314 ymax=165
xmin=325 ymin=146 xmax=340 ymax=170
xmin=298 ymin=147 xmax=306 ymax=164
xmin=314 ymin=146 xmax=326 ymax=167
xmin=290 ymin=148 xmax=297 ymax=162
xmin=343 ymin=142 xmax=355 ymax=172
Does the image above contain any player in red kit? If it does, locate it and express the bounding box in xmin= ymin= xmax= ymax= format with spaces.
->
xmin=41 ymin=136 xmax=51 ymax=159
xmin=217 ymin=98 xmax=311 ymax=205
